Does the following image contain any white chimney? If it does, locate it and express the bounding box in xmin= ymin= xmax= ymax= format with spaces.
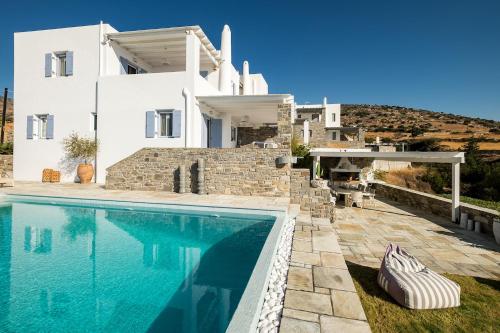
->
xmin=323 ymin=97 xmax=327 ymax=107
xmin=218 ymin=25 xmax=232 ymax=94
xmin=242 ymin=60 xmax=251 ymax=95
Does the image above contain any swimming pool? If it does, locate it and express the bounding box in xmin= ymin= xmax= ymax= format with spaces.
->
xmin=0 ymin=195 xmax=284 ymax=333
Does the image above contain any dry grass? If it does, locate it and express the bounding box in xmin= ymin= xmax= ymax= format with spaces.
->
xmin=441 ymin=141 xmax=500 ymax=151
xmin=348 ymin=262 xmax=500 ymax=333
xmin=380 ymin=167 xmax=433 ymax=193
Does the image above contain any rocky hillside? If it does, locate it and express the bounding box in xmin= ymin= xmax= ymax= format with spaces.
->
xmin=0 ymin=97 xmax=13 ymax=143
xmin=341 ymin=104 xmax=500 ymax=151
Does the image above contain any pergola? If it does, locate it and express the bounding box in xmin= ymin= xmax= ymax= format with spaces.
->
xmin=106 ymin=26 xmax=220 ymax=69
xmin=197 ymin=94 xmax=293 ymax=126
xmin=310 ymin=149 xmax=465 ymax=222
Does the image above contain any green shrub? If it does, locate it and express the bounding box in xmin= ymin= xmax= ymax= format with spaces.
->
xmin=291 ymin=136 xmax=313 ymax=170
xmin=0 ymin=142 xmax=13 ymax=155
xmin=421 ymin=168 xmax=446 ymax=193
xmin=63 ymin=133 xmax=98 ymax=164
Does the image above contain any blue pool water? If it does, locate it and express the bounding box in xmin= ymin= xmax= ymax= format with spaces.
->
xmin=0 ymin=198 xmax=276 ymax=333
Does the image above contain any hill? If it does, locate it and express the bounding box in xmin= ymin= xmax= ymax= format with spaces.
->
xmin=341 ymin=104 xmax=500 ymax=151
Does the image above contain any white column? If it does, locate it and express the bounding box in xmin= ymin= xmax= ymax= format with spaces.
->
xmin=451 ymin=162 xmax=460 ymax=222
xmin=242 ymin=60 xmax=251 ymax=95
xmin=218 ymin=25 xmax=232 ymax=94
xmin=185 ymin=32 xmax=200 ymax=147
xmin=303 ymin=120 xmax=309 ymax=145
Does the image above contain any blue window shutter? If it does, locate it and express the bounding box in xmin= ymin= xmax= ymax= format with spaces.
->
xmin=45 ymin=53 xmax=52 ymax=77
xmin=120 ymin=57 xmax=128 ymax=74
xmin=172 ymin=110 xmax=182 ymax=138
xmin=27 ymin=116 xmax=34 ymax=139
xmin=66 ymin=51 xmax=73 ymax=75
xmin=145 ymin=111 xmax=156 ymax=138
xmin=46 ymin=115 xmax=54 ymax=139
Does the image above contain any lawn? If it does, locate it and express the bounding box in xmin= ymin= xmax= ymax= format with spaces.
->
xmin=440 ymin=194 xmax=500 ymax=213
xmin=347 ymin=262 xmax=500 ymax=333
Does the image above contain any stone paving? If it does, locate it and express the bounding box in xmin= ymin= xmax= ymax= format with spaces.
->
xmin=0 ymin=181 xmax=290 ymax=212
xmin=280 ymin=211 xmax=371 ymax=333
xmin=335 ymin=198 xmax=500 ymax=280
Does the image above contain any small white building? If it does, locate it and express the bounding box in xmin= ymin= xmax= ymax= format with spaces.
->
xmin=14 ymin=23 xmax=292 ymax=183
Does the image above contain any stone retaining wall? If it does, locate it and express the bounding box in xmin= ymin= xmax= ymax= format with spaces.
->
xmin=292 ymin=123 xmax=365 ymax=148
xmin=373 ymin=182 xmax=499 ymax=236
xmin=0 ymin=155 xmax=13 ymax=178
xmin=291 ymin=168 xmax=333 ymax=218
xmin=237 ymin=127 xmax=278 ymax=146
xmin=106 ymin=148 xmax=291 ymax=197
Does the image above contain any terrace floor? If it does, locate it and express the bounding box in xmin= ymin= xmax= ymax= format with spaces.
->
xmin=334 ymin=198 xmax=500 ymax=280
xmin=0 ymin=181 xmax=290 ymax=212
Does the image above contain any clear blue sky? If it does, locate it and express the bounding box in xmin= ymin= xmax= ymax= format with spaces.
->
xmin=1 ymin=0 xmax=499 ymax=120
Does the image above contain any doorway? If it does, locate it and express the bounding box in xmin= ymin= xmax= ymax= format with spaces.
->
xmin=204 ymin=116 xmax=222 ymax=148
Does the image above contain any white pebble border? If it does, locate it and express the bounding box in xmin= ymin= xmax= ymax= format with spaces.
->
xmin=256 ymin=217 xmax=296 ymax=333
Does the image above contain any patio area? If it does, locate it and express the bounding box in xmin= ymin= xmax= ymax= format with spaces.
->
xmin=334 ymin=198 xmax=500 ymax=280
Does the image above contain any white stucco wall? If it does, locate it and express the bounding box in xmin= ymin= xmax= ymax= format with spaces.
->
xmin=14 ymin=24 xmax=101 ymax=182
xmin=249 ymin=74 xmax=268 ymax=95
xmin=96 ymin=72 xmax=189 ymax=183
xmin=325 ymin=104 xmax=341 ymax=128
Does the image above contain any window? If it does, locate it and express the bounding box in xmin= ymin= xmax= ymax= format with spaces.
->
xmin=332 ymin=132 xmax=337 ymax=141
xmin=45 ymin=51 xmax=72 ymax=77
xmin=27 ymin=114 xmax=53 ymax=140
xmin=231 ymin=127 xmax=237 ymax=141
xmin=127 ymin=64 xmax=138 ymax=75
xmin=312 ymin=114 xmax=320 ymax=122
xmin=158 ymin=111 xmax=173 ymax=137
xmin=297 ymin=114 xmax=302 ymax=119
xmin=91 ymin=113 xmax=97 ymax=131
xmin=332 ymin=113 xmax=336 ymax=122
xmin=54 ymin=53 xmax=69 ymax=76
xmin=37 ymin=115 xmax=48 ymax=139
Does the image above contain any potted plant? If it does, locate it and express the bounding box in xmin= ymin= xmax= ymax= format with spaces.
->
xmin=63 ymin=133 xmax=98 ymax=184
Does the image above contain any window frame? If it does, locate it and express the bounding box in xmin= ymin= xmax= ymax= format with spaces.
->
xmin=231 ymin=127 xmax=237 ymax=141
xmin=35 ymin=114 xmax=49 ymax=140
xmin=55 ymin=52 xmax=67 ymax=77
xmin=157 ymin=110 xmax=173 ymax=138
xmin=91 ymin=112 xmax=97 ymax=132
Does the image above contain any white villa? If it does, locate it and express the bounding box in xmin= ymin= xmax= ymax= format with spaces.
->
xmin=14 ymin=22 xmax=345 ymax=183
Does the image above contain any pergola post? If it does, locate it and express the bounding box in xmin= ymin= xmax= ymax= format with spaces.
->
xmin=313 ymin=156 xmax=320 ymax=180
xmin=451 ymin=162 xmax=460 ymax=222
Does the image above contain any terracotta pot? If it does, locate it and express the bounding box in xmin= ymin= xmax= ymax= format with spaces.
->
xmin=77 ymin=164 xmax=94 ymax=184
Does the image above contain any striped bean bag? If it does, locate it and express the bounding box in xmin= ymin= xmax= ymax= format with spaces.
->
xmin=377 ymin=244 xmax=460 ymax=309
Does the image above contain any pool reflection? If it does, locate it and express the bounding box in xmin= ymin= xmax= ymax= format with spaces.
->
xmin=148 ymin=221 xmax=272 ymax=333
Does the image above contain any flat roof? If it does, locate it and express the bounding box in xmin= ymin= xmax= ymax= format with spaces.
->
xmin=325 ymin=126 xmax=363 ymax=131
xmin=106 ymin=26 xmax=220 ymax=67
xmin=310 ymin=148 xmax=465 ymax=163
